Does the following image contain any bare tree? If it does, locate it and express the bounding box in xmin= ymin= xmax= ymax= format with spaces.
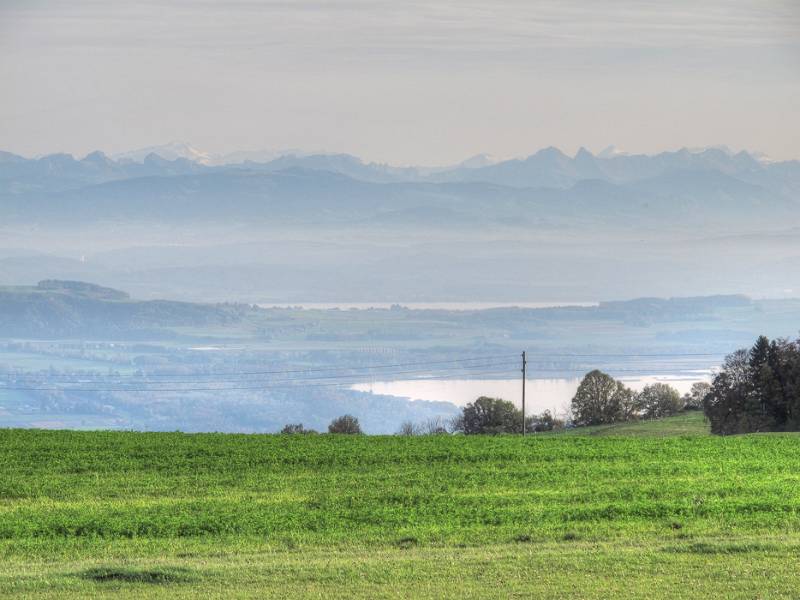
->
xmin=420 ymin=416 xmax=449 ymax=434
xmin=281 ymin=423 xmax=316 ymax=434
xmin=397 ymin=421 xmax=419 ymax=436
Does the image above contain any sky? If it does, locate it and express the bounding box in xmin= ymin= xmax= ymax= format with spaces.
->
xmin=1 ymin=0 xmax=799 ymax=165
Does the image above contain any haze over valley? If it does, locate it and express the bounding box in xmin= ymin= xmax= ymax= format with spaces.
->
xmin=2 ymin=279 xmax=799 ymax=433
xmin=2 ymin=143 xmax=799 ymax=303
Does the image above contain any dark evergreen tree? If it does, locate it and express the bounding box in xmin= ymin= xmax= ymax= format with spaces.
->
xmin=704 ymin=336 xmax=800 ymax=434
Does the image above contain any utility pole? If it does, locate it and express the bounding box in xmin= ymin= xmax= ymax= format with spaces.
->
xmin=521 ymin=350 xmax=527 ymax=436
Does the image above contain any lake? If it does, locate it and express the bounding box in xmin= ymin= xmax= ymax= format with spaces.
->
xmin=351 ymin=374 xmax=712 ymax=415
xmin=258 ymin=301 xmax=597 ymax=311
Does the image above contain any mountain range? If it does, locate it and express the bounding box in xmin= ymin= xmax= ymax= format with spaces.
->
xmin=4 ymin=142 xmax=795 ymax=187
xmin=1 ymin=144 xmax=798 ymax=229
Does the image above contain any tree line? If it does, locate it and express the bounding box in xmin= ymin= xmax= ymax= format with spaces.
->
xmin=281 ymin=374 xmax=701 ymax=436
xmin=281 ymin=400 xmax=564 ymax=436
xmin=397 ymin=397 xmax=565 ymax=435
xmin=568 ymin=370 xmax=705 ymax=427
xmin=285 ymin=336 xmax=800 ymax=437
xmin=281 ymin=414 xmax=363 ymax=435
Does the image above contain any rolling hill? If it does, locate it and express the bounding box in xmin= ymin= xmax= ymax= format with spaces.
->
xmin=0 ymin=280 xmax=251 ymax=338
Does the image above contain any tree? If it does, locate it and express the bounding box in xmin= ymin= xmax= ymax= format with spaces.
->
xmin=398 ymin=416 xmax=451 ymax=436
xmin=571 ymin=370 xmax=635 ymax=426
xmin=749 ymin=335 xmax=776 ymax=424
xmin=280 ymin=423 xmax=316 ymax=434
xmin=703 ymin=337 xmax=800 ymax=434
xmin=529 ymin=410 xmax=564 ymax=432
xmin=617 ymin=385 xmax=640 ymax=421
xmin=460 ymin=396 xmax=523 ymax=434
xmin=703 ymin=349 xmax=754 ymax=435
xmin=637 ymin=383 xmax=682 ymax=419
xmin=682 ymin=382 xmax=710 ymax=411
xmin=419 ymin=416 xmax=449 ymax=435
xmin=447 ymin=414 xmax=465 ymax=434
xmin=328 ymin=414 xmax=362 ymax=434
xmin=397 ymin=421 xmax=419 ymax=436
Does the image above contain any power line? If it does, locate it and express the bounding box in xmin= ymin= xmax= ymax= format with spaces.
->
xmin=524 ymin=367 xmax=717 ymax=374
xmin=5 ymin=359 xmax=517 ymax=386
xmin=1 ymin=367 xmax=519 ymax=393
xmin=0 ymin=365 xmax=714 ymax=393
xmin=4 ymin=351 xmax=724 ymax=382
xmin=523 ymin=352 xmax=725 ymax=358
xmin=14 ymin=363 xmax=717 ymax=385
xmin=7 ymin=353 xmax=522 ymax=381
xmin=0 ymin=348 xmax=723 ymax=394
xmin=136 ymin=353 xmax=522 ymax=377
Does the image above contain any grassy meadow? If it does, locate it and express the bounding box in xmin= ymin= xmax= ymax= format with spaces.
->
xmin=2 ymin=413 xmax=800 ymax=598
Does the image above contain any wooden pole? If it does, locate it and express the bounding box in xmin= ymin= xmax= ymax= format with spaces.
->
xmin=522 ymin=350 xmax=527 ymax=436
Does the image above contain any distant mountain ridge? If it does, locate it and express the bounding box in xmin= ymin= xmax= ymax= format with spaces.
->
xmin=3 ymin=166 xmax=794 ymax=232
xmin=3 ymin=144 xmax=796 ymax=191
xmin=1 ymin=144 xmax=798 ymax=236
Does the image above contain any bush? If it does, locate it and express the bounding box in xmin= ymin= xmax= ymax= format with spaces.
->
xmin=529 ymin=410 xmax=564 ymax=432
xmin=328 ymin=415 xmax=362 ymax=434
xmin=280 ymin=423 xmax=316 ymax=434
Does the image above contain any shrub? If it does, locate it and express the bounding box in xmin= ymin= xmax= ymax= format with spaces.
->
xmin=328 ymin=415 xmax=362 ymax=434
xmin=280 ymin=424 xmax=316 ymax=434
xmin=529 ymin=410 xmax=565 ymax=432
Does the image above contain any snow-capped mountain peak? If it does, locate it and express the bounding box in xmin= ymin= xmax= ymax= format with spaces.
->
xmin=597 ymin=145 xmax=628 ymax=159
xmin=112 ymin=141 xmax=213 ymax=165
xmin=456 ymin=153 xmax=501 ymax=169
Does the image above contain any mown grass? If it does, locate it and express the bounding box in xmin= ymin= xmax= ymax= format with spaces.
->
xmin=1 ymin=416 xmax=798 ymax=598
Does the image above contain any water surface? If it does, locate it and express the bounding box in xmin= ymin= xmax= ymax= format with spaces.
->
xmin=259 ymin=301 xmax=597 ymax=311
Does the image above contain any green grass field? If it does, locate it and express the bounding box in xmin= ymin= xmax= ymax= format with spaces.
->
xmin=553 ymin=410 xmax=710 ymax=436
xmin=2 ymin=414 xmax=799 ymax=598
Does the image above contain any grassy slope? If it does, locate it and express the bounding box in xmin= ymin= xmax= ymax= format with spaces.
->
xmin=553 ymin=410 xmax=710 ymax=437
xmin=1 ymin=417 xmax=799 ymax=598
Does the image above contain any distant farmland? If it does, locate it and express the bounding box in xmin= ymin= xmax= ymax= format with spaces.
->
xmin=2 ymin=415 xmax=800 ymax=598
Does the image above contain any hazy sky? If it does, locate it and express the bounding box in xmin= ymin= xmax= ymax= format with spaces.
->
xmin=1 ymin=1 xmax=799 ymax=165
